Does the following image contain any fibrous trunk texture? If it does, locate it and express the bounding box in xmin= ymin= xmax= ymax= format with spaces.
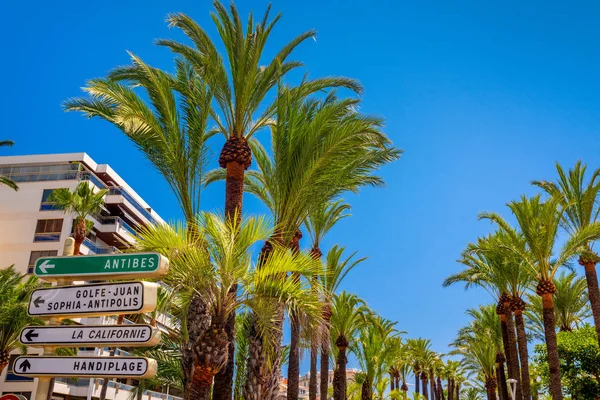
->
xmin=333 ymin=336 xmax=348 ymax=400
xmin=189 ymin=366 xmax=213 ymax=400
xmin=581 ymin=259 xmax=600 ymax=346
xmin=73 ymin=217 xmax=87 ymax=255
xmin=414 ymin=368 xmax=420 ymax=395
xmin=496 ymin=353 xmax=508 ymax=400
xmin=183 ymin=296 xmax=211 ymax=400
xmin=421 ymin=372 xmax=429 ymax=400
xmin=504 ymin=309 xmax=522 ymax=400
xmin=511 ymin=296 xmax=531 ymax=400
xmin=287 ymin=314 xmax=301 ymax=399
xmin=539 ymin=291 xmax=563 ymax=400
xmin=309 ymin=345 xmax=318 ymax=400
xmin=485 ymin=378 xmax=498 ymax=400
xmin=361 ymin=377 xmax=372 ymax=400
xmin=321 ymin=303 xmax=333 ymax=399
xmin=214 ymin=137 xmax=251 ymax=400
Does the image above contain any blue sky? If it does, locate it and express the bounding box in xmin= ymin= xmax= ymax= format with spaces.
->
xmin=3 ymin=0 xmax=600 ymax=373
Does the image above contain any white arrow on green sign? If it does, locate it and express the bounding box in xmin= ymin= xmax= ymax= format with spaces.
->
xmin=34 ymin=252 xmax=168 ymax=281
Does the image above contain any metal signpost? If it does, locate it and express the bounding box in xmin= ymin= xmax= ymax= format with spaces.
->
xmin=16 ymin=247 xmax=169 ymax=400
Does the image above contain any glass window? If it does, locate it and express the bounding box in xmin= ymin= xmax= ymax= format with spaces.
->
xmin=33 ymin=219 xmax=63 ymax=242
xmin=40 ymin=188 xmax=64 ymax=211
xmin=5 ymin=355 xmax=34 ymax=382
xmin=28 ymin=250 xmax=58 ymax=274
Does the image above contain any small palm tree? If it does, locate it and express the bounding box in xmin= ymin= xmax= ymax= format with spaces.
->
xmin=406 ymin=338 xmax=432 ymax=398
xmin=481 ymin=194 xmax=600 ymax=399
xmin=50 ymin=182 xmax=108 ymax=255
xmin=0 ymin=267 xmax=41 ymax=372
xmin=0 ymin=140 xmax=18 ymax=191
xmin=330 ymin=292 xmax=370 ymax=400
xmin=136 ymin=213 xmax=323 ymax=399
xmin=532 ymin=161 xmax=600 ymax=346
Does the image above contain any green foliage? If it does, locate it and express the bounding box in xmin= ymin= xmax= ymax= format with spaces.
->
xmin=49 ymin=182 xmax=108 ymax=230
xmin=533 ymin=324 xmax=600 ymax=398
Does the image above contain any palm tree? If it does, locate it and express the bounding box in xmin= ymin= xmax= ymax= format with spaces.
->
xmin=0 ymin=140 xmax=18 ymax=191
xmin=136 ymin=213 xmax=323 ymax=399
xmin=49 ymin=182 xmax=108 ymax=255
xmin=451 ymin=307 xmax=499 ymax=400
xmin=444 ymin=237 xmax=520 ymax=400
xmin=305 ymin=200 xmax=351 ymax=400
xmin=0 ymin=267 xmax=40 ymax=372
xmin=525 ymin=271 xmax=591 ymax=338
xmin=65 ymin=51 xmax=213 ymax=397
xmin=351 ymin=316 xmax=399 ymax=400
xmin=480 ymin=194 xmax=600 ymax=400
xmin=330 ymin=292 xmax=370 ymax=400
xmin=532 ymin=162 xmax=600 ymax=346
xmin=159 ymin=7 xmax=360 ymax=394
xmin=406 ymin=338 xmax=432 ymax=398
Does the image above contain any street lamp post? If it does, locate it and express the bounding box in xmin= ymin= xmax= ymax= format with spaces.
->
xmin=507 ymin=378 xmax=518 ymax=400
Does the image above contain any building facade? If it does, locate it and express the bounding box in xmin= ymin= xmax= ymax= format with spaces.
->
xmin=0 ymin=153 xmax=179 ymax=400
xmin=281 ymin=368 xmax=361 ymax=400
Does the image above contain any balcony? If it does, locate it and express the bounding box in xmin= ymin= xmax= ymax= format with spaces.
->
xmin=105 ymin=187 xmax=160 ymax=226
xmin=82 ymin=238 xmax=120 ymax=254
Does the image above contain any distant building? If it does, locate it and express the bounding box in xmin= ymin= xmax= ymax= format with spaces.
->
xmin=0 ymin=153 xmax=178 ymax=400
xmin=280 ymin=368 xmax=361 ymax=400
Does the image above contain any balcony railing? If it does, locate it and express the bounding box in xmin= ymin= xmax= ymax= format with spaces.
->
xmin=97 ymin=215 xmax=140 ymax=238
xmin=83 ymin=238 xmax=121 ymax=254
xmin=107 ymin=187 xmax=159 ymax=225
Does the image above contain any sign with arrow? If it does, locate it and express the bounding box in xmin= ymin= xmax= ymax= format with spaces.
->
xmin=28 ymin=281 xmax=158 ymax=318
xmin=13 ymin=356 xmax=157 ymax=378
xmin=34 ymin=253 xmax=168 ymax=281
xmin=20 ymin=324 xmax=161 ymax=347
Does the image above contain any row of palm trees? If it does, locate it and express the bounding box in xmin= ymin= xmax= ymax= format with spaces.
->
xmin=63 ymin=2 xmax=402 ymax=399
xmin=445 ymin=161 xmax=600 ymax=400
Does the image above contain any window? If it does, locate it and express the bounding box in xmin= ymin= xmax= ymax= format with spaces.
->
xmin=39 ymin=189 xmax=63 ymax=211
xmin=5 ymin=355 xmax=34 ymax=382
xmin=28 ymin=250 xmax=58 ymax=274
xmin=33 ymin=219 xmax=63 ymax=242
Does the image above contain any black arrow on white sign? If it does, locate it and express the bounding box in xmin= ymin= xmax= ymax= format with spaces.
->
xmin=19 ymin=359 xmax=31 ymax=372
xmin=24 ymin=329 xmax=38 ymax=342
xmin=33 ymin=296 xmax=45 ymax=308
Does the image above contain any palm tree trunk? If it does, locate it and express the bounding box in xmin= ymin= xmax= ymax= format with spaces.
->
xmin=214 ymin=140 xmax=250 ymax=400
xmin=581 ymin=260 xmax=600 ymax=346
xmin=414 ymin=368 xmax=420 ymax=395
xmin=504 ymin=309 xmax=522 ymax=400
xmin=333 ymin=338 xmax=348 ymax=400
xmin=309 ymin=344 xmax=318 ymax=400
xmin=514 ymin=311 xmax=532 ymax=400
xmin=189 ymin=366 xmax=213 ymax=400
xmin=321 ymin=306 xmax=333 ymax=400
xmin=430 ymin=374 xmax=436 ymax=400
xmin=496 ymin=354 xmax=508 ymax=400
xmin=437 ymin=376 xmax=444 ymax=400
xmin=390 ymin=372 xmax=395 ymax=391
xmin=183 ymin=296 xmax=211 ymax=400
xmin=448 ymin=378 xmax=454 ymax=400
xmin=361 ymin=377 xmax=372 ymax=400
xmin=287 ymin=314 xmax=301 ymax=399
xmin=485 ymin=379 xmax=498 ymax=400
xmin=540 ymin=293 xmax=563 ymax=400
xmin=455 ymin=383 xmax=460 ymax=400
xmin=421 ymin=373 xmax=429 ymax=400
xmin=73 ymin=216 xmax=87 ymax=255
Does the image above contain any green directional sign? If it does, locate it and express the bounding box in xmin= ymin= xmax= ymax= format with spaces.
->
xmin=34 ymin=253 xmax=168 ymax=282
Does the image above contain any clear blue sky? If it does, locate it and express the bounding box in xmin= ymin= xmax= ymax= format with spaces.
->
xmin=3 ymin=0 xmax=600 ymax=371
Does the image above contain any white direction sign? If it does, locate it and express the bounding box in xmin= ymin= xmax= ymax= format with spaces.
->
xmin=28 ymin=281 xmax=157 ymax=318
xmin=20 ymin=324 xmax=161 ymax=347
xmin=13 ymin=356 xmax=157 ymax=378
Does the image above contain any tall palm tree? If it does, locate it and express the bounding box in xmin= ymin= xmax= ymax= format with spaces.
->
xmin=532 ymin=162 xmax=600 ymax=346
xmin=305 ymin=200 xmax=351 ymax=400
xmin=0 ymin=267 xmax=40 ymax=372
xmin=330 ymin=292 xmax=371 ymax=400
xmin=444 ymin=237 xmax=520 ymax=400
xmin=65 ymin=51 xmax=213 ymax=397
xmin=351 ymin=316 xmax=399 ymax=400
xmin=480 ymin=194 xmax=600 ymax=400
xmin=136 ymin=213 xmax=323 ymax=399
xmin=406 ymin=338 xmax=432 ymax=398
xmin=209 ymin=85 xmax=398 ymax=398
xmin=149 ymin=3 xmax=337 ymax=395
xmin=49 ymin=182 xmax=108 ymax=255
xmin=0 ymin=140 xmax=18 ymax=191
xmin=451 ymin=307 xmax=499 ymax=400
xmin=524 ymin=271 xmax=591 ymax=338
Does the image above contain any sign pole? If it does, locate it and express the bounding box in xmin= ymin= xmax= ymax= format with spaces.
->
xmin=34 ymin=238 xmax=74 ymax=400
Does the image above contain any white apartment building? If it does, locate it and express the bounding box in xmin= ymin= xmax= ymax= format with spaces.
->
xmin=0 ymin=153 xmax=180 ymax=400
